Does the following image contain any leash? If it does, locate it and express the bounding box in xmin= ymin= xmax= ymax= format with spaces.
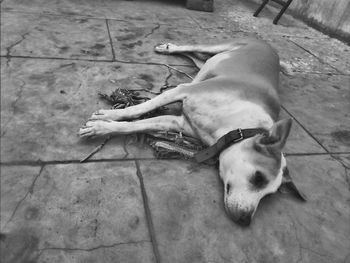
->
xmin=194 ymin=128 xmax=268 ymax=163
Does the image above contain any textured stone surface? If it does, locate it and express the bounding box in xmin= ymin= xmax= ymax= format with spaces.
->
xmin=281 ymin=74 xmax=350 ymax=152
xmin=0 ymin=162 xmax=154 ymax=263
xmin=0 ymin=58 xmax=195 ymax=162
xmin=139 ymin=157 xmax=350 ymax=263
xmin=0 ymin=165 xmax=42 ymax=225
xmin=280 ymin=109 xmax=326 ymax=154
xmin=261 ymin=35 xmax=338 ymax=74
xmin=1 ymin=0 xmax=108 ymax=18
xmin=287 ymin=36 xmax=350 ymax=75
xmin=1 ymin=0 xmax=349 ymax=262
xmin=108 ymin=20 xmax=253 ymax=65
xmin=1 ymin=12 xmax=112 ymax=60
xmin=1 ymin=0 xmax=195 ymax=26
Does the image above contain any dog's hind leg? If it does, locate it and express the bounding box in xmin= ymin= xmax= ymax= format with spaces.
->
xmin=155 ymin=42 xmax=236 ymax=55
xmin=90 ymin=85 xmax=187 ymax=121
xmin=79 ymin=115 xmax=196 ymax=138
xmin=155 ymin=42 xmax=245 ymax=69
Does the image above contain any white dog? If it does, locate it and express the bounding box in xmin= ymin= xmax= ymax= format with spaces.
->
xmin=79 ymin=38 xmax=305 ymax=225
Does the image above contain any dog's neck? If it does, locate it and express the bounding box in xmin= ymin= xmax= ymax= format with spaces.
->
xmin=208 ymin=105 xmax=275 ymax=145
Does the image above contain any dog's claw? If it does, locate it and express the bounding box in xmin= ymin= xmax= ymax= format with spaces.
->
xmin=79 ymin=127 xmax=93 ymax=137
xmin=78 ymin=120 xmax=112 ymax=138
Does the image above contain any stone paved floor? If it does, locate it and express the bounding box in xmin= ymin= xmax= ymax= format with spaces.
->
xmin=1 ymin=0 xmax=349 ymax=262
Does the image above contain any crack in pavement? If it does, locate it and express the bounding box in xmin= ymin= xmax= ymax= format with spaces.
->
xmin=289 ymin=216 xmax=303 ymax=263
xmin=0 ymin=54 xmax=197 ymax=68
xmin=1 ymin=165 xmax=45 ymax=231
xmin=38 ymin=239 xmax=151 ymax=253
xmin=0 ymin=78 xmax=26 ymax=138
xmin=288 ymin=39 xmax=345 ymax=75
xmin=291 ymin=214 xmax=334 ymax=262
xmin=5 ymin=32 xmax=30 ymax=66
xmin=330 ymin=154 xmax=350 ymax=190
xmin=281 ymin=105 xmax=329 ymax=153
xmin=1 ymin=78 xmax=26 ymax=137
xmin=144 ymin=23 xmax=161 ymax=38
xmin=134 ymin=160 xmax=161 ymax=263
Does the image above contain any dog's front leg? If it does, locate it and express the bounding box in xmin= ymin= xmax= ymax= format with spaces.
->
xmin=90 ymin=86 xmax=186 ymax=121
xmin=79 ymin=115 xmax=195 ymax=138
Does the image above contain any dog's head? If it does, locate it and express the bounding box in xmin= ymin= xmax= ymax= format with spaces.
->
xmin=219 ymin=118 xmax=305 ymax=226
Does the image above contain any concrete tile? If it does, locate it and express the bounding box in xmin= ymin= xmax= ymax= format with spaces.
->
xmin=1 ymin=0 xmax=108 ymax=19
xmin=280 ymin=109 xmax=326 ymax=154
xmin=139 ymin=156 xmax=350 ymax=263
xmin=280 ymin=74 xmax=350 ymax=152
xmin=37 ymin=242 xmax=155 ymax=263
xmin=0 ymin=58 xmax=197 ymax=162
xmin=1 ymin=58 xmax=125 ymax=162
xmin=108 ymin=20 xmax=254 ymax=64
xmin=287 ymin=36 xmax=350 ymax=75
xmin=188 ymin=13 xmax=242 ymax=30
xmin=1 ymin=0 xmax=195 ymax=26
xmin=210 ymin=0 xmax=326 ymax=38
xmin=1 ymin=12 xmax=112 ymax=60
xmin=0 ymin=162 xmax=154 ymax=262
xmin=260 ymin=35 xmax=338 ymax=74
xmin=334 ymin=154 xmax=350 ymax=167
xmin=0 ymin=165 xmax=42 ymax=225
xmin=100 ymin=0 xmax=196 ymax=27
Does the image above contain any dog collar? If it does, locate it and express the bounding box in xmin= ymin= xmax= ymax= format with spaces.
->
xmin=194 ymin=128 xmax=268 ymax=163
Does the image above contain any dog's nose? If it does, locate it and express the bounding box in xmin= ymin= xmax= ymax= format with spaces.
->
xmin=226 ymin=209 xmax=253 ymax=226
xmin=236 ymin=212 xmax=252 ymax=226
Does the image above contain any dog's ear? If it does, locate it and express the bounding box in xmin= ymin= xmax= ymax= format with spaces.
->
xmin=254 ymin=118 xmax=292 ymax=156
xmin=279 ymin=167 xmax=307 ymax=201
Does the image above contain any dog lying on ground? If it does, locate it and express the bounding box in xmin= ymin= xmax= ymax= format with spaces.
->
xmin=79 ymin=38 xmax=305 ymax=226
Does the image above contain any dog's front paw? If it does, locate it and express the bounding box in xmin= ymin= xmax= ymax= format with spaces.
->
xmin=79 ymin=120 xmax=112 ymax=138
xmin=154 ymin=43 xmax=177 ymax=54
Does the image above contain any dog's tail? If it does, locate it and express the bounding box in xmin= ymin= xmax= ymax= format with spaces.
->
xmin=280 ymin=61 xmax=294 ymax=77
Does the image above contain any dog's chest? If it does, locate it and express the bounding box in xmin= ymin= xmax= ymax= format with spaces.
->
xmin=182 ymin=96 xmax=273 ymax=145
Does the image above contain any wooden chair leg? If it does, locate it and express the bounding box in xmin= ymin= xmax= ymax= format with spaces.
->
xmin=253 ymin=0 xmax=269 ymax=17
xmin=273 ymin=0 xmax=293 ymax=24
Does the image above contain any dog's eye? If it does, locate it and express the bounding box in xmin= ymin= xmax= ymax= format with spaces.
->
xmin=249 ymin=171 xmax=268 ymax=189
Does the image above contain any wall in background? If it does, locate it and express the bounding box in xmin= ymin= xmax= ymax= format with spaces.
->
xmin=289 ymin=0 xmax=349 ymax=42
xmin=251 ymin=0 xmax=350 ymax=43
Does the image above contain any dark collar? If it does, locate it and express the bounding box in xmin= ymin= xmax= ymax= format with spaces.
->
xmin=194 ymin=128 xmax=268 ymax=163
